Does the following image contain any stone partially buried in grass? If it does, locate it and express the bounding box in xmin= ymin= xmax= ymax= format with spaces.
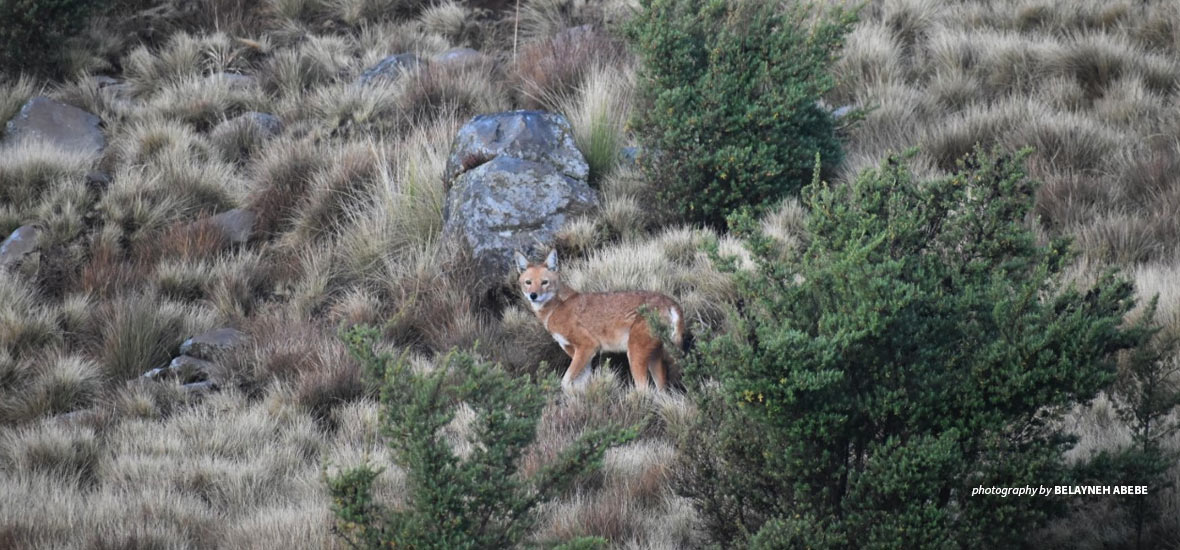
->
xmin=179 ymin=328 xmax=246 ymax=360
xmin=355 ymin=53 xmax=424 ymax=87
xmin=4 ymin=97 xmax=105 ymax=155
xmin=0 ymin=225 xmax=40 ymax=270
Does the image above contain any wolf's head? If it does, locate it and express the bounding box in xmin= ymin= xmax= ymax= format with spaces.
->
xmin=513 ymin=249 xmax=562 ymax=311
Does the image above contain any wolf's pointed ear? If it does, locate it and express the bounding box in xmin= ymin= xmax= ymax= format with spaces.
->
xmin=513 ymin=251 xmax=529 ymax=273
xmin=545 ymin=249 xmax=559 ymax=271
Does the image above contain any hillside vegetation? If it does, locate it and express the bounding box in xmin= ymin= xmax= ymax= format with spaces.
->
xmin=1 ymin=0 xmax=1179 ymax=548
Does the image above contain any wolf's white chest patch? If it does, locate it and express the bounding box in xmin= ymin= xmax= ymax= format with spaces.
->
xmin=552 ymin=333 xmax=571 ymax=348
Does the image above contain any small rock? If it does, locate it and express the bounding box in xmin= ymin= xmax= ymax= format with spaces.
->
xmin=443 ymin=110 xmax=588 ymax=188
xmin=434 ymin=48 xmax=483 ymax=66
xmin=239 ymin=112 xmax=283 ymax=136
xmin=180 ymin=328 xmax=247 ymax=360
xmin=4 ymin=97 xmax=105 ymax=155
xmin=141 ymin=366 xmax=169 ymax=380
xmin=356 ymin=53 xmax=423 ymax=86
xmin=212 ymin=111 xmax=283 ymax=140
xmin=182 ymin=380 xmax=219 ymax=394
xmin=168 ymin=355 xmax=215 ymax=383
xmin=209 ymin=72 xmax=257 ymax=90
xmin=207 ymin=208 xmax=255 ymax=245
xmin=93 ymin=76 xmax=121 ymax=88
xmin=0 ymin=225 xmax=41 ymax=269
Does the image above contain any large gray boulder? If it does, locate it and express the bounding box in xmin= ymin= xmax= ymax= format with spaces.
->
xmin=0 ymin=225 xmax=41 ymax=270
xmin=442 ymin=111 xmax=588 ymax=188
xmin=4 ymin=97 xmax=105 ymax=155
xmin=356 ymin=53 xmax=423 ymax=86
xmin=443 ymin=156 xmax=598 ymax=277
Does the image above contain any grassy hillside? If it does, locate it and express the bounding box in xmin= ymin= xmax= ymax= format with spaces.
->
xmin=1 ymin=0 xmax=1178 ymax=548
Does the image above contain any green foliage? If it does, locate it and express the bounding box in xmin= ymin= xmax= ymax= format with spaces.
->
xmin=0 ymin=0 xmax=97 ymax=77
xmin=628 ymin=0 xmax=855 ymax=228
xmin=677 ymin=148 xmax=1151 ymax=548
xmin=330 ymin=326 xmax=636 ymax=549
xmin=1084 ymin=308 xmax=1180 ymax=549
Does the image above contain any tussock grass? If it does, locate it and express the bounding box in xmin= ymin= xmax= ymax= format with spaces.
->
xmin=0 ymin=423 xmax=102 ymax=484
xmin=0 ymin=75 xmax=39 ymax=132
xmin=516 ymin=0 xmax=632 ymax=43
xmin=6 ymin=0 xmax=1178 ymax=547
xmin=419 ymin=1 xmax=471 ymax=44
xmin=837 ymin=0 xmax=1180 ymax=271
xmin=0 ymin=141 xmax=94 ymax=217
xmin=0 ymin=277 xmax=59 ymax=360
xmin=512 ymin=25 xmax=628 ymax=109
xmin=123 ymin=32 xmax=254 ymax=96
xmin=10 ymin=352 xmax=104 ymax=423
xmin=248 ymin=137 xmax=326 ymax=236
xmin=145 ymin=73 xmax=269 ymax=130
xmin=94 ymin=293 xmax=214 ymax=382
xmin=261 ymin=34 xmax=356 ymax=96
xmin=398 ymin=56 xmax=511 ymax=126
xmin=554 ymin=63 xmax=635 ymax=183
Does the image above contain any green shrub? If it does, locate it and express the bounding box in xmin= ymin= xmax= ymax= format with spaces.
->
xmin=1063 ymin=311 xmax=1180 ymax=550
xmin=678 ymin=148 xmax=1152 ymax=548
xmin=329 ymin=326 xmax=635 ymax=549
xmin=0 ymin=0 xmax=98 ymax=77
xmin=628 ymin=0 xmax=855 ymax=229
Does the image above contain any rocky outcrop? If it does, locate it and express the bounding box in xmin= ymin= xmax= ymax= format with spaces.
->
xmin=4 ymin=97 xmax=105 ymax=155
xmin=442 ymin=110 xmax=588 ymax=187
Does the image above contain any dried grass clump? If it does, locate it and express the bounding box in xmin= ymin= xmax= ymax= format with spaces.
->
xmin=261 ymin=34 xmax=356 ymax=96
xmin=398 ymin=56 xmax=511 ymax=127
xmin=0 ymin=75 xmax=39 ymax=129
xmin=94 ymin=292 xmax=214 ymax=382
xmin=512 ymin=26 xmax=628 ymax=109
xmin=6 ymin=352 xmax=104 ymax=423
xmin=553 ymin=63 xmax=635 ymax=183
xmin=0 ymin=277 xmax=60 ymax=360
xmin=0 ymin=141 xmax=94 ymax=217
xmin=123 ymin=32 xmax=254 ymax=96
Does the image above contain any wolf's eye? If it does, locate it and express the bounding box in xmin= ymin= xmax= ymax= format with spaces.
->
xmin=541 ymin=280 xmax=549 ymax=286
xmin=524 ymin=280 xmax=532 ymax=285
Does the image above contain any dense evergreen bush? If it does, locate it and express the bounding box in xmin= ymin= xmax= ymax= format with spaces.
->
xmin=329 ymin=326 xmax=634 ymax=549
xmin=0 ymin=0 xmax=97 ymax=77
xmin=678 ymin=148 xmax=1153 ymax=548
xmin=628 ymin=0 xmax=855 ymax=228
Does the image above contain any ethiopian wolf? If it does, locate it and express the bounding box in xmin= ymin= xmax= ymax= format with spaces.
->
xmin=514 ymin=250 xmax=687 ymax=392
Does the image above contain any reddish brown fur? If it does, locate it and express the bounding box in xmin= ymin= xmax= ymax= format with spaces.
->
xmin=515 ymin=250 xmax=685 ymax=392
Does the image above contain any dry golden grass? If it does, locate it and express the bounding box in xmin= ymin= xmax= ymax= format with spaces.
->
xmin=3 ymin=0 xmax=1179 ymax=547
xmin=834 ymin=0 xmax=1180 ymax=268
